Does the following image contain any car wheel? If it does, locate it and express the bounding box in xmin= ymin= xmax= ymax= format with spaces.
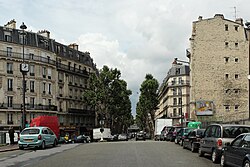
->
xmin=244 ymin=160 xmax=250 ymax=167
xmin=212 ymin=149 xmax=219 ymax=163
xmin=53 ymin=139 xmax=57 ymax=147
xmin=191 ymin=143 xmax=195 ymax=152
xmin=182 ymin=143 xmax=186 ymax=149
xmin=220 ymin=153 xmax=227 ymax=167
xmin=198 ymin=147 xmax=204 ymax=157
xmin=19 ymin=146 xmax=24 ymax=150
xmin=180 ymin=140 xmax=183 ymax=146
xmin=41 ymin=141 xmax=45 ymax=149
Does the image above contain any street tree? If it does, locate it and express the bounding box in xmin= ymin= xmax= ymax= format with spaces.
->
xmin=136 ymin=74 xmax=159 ymax=137
xmin=83 ymin=65 xmax=133 ymax=133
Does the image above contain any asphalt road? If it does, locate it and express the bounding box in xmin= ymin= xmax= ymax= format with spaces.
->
xmin=0 ymin=141 xmax=220 ymax=167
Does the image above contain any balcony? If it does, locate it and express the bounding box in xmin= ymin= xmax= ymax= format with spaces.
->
xmin=0 ymin=103 xmax=57 ymax=111
xmin=68 ymin=108 xmax=95 ymax=116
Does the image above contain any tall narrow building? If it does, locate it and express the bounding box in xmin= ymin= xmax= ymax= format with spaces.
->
xmin=189 ymin=14 xmax=249 ymax=124
xmin=156 ymin=61 xmax=190 ymax=126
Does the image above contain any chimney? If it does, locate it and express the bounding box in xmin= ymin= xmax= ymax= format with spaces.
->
xmin=214 ymin=14 xmax=224 ymax=19
xmin=37 ymin=30 xmax=50 ymax=38
xmin=235 ymin=18 xmax=243 ymax=25
xmin=69 ymin=43 xmax=78 ymax=51
xmin=198 ymin=16 xmax=203 ymax=21
xmin=4 ymin=19 xmax=16 ymax=29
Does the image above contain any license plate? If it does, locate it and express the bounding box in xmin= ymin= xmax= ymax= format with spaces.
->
xmin=24 ymin=139 xmax=33 ymax=142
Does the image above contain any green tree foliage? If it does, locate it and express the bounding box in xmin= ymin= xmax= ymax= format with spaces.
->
xmin=83 ymin=65 xmax=133 ymax=133
xmin=136 ymin=74 xmax=159 ymax=136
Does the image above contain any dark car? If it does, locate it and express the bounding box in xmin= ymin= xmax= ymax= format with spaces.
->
xmin=221 ymin=133 xmax=250 ymax=167
xmin=74 ymin=134 xmax=90 ymax=143
xmin=175 ymin=128 xmax=192 ymax=146
xmin=182 ymin=128 xmax=205 ymax=152
xmin=166 ymin=126 xmax=182 ymax=142
xmin=199 ymin=124 xmax=250 ymax=163
xmin=136 ymin=131 xmax=146 ymax=141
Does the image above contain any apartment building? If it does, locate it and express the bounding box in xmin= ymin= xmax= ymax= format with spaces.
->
xmin=188 ymin=14 xmax=249 ymax=124
xmin=0 ymin=20 xmax=97 ymax=135
xmin=156 ymin=62 xmax=190 ymax=126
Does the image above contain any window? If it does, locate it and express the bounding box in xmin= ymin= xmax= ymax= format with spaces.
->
xmin=178 ymin=108 xmax=182 ymax=116
xmin=7 ymin=113 xmax=13 ymax=124
xmin=235 ymin=26 xmax=239 ymax=31
xmin=47 ymin=68 xmax=51 ymax=79
xmin=68 ymin=62 xmax=71 ymax=70
xmin=235 ymin=105 xmax=239 ymax=111
xmin=30 ymin=81 xmax=35 ymax=92
xmin=235 ymin=58 xmax=239 ymax=62
xmin=7 ymin=96 xmax=13 ymax=108
xmin=56 ymin=45 xmax=60 ymax=53
xmin=176 ymin=68 xmax=180 ymax=75
xmin=225 ymin=74 xmax=229 ymax=79
xmin=7 ymin=63 xmax=13 ymax=74
xmin=48 ymin=99 xmax=51 ymax=106
xmin=173 ymin=108 xmax=177 ymax=117
xmin=59 ymin=87 xmax=63 ymax=96
xmin=235 ymin=74 xmax=239 ymax=79
xmin=224 ymin=57 xmax=229 ymax=63
xmin=173 ymin=88 xmax=177 ymax=95
xmin=178 ymin=98 xmax=182 ymax=105
xmin=19 ymin=34 xmax=27 ymax=44
xmin=42 ymin=67 xmax=46 ymax=78
xmin=58 ymin=72 xmax=63 ymax=82
xmin=30 ymin=97 xmax=35 ymax=108
xmin=7 ymin=47 xmax=12 ymax=56
xmin=225 ymin=24 xmax=228 ymax=31
xmin=69 ymin=75 xmax=73 ymax=84
xmin=172 ymin=78 xmax=176 ymax=85
xmin=42 ymin=82 xmax=46 ymax=94
xmin=234 ymin=89 xmax=239 ymax=94
xmin=29 ymin=53 xmax=34 ymax=60
xmin=4 ymin=31 xmax=12 ymax=42
xmin=235 ymin=43 xmax=238 ymax=47
xmin=225 ymin=105 xmax=230 ymax=112
xmin=231 ymin=135 xmax=244 ymax=147
xmin=173 ymin=98 xmax=177 ymax=105
xmin=225 ymin=42 xmax=229 ymax=47
xmin=7 ymin=79 xmax=13 ymax=91
xmin=48 ymin=83 xmax=51 ymax=94
xmin=30 ymin=65 xmax=35 ymax=76
xmin=225 ymin=89 xmax=230 ymax=94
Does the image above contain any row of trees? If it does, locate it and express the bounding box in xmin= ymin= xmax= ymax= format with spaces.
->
xmin=83 ymin=65 xmax=134 ymax=134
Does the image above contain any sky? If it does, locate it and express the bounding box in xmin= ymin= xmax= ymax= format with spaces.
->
xmin=1 ymin=0 xmax=248 ymax=116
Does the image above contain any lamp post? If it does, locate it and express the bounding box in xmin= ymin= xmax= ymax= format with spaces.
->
xmin=178 ymin=87 xmax=183 ymax=127
xmin=20 ymin=22 xmax=28 ymax=129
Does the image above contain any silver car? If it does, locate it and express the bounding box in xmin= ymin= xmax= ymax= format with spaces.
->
xmin=198 ymin=124 xmax=250 ymax=163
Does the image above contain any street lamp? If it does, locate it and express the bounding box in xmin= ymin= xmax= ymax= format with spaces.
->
xmin=20 ymin=22 xmax=29 ymax=129
xmin=178 ymin=87 xmax=183 ymax=127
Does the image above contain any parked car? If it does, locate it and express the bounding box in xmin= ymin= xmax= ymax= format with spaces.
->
xmin=166 ymin=126 xmax=182 ymax=142
xmin=160 ymin=126 xmax=172 ymax=141
xmin=182 ymin=128 xmax=205 ymax=152
xmin=198 ymin=124 xmax=250 ymax=163
xmin=118 ymin=134 xmax=128 ymax=141
xmin=74 ymin=134 xmax=90 ymax=143
xmin=18 ymin=127 xmax=58 ymax=150
xmin=221 ymin=133 xmax=250 ymax=167
xmin=175 ymin=127 xmax=192 ymax=145
xmin=136 ymin=131 xmax=146 ymax=141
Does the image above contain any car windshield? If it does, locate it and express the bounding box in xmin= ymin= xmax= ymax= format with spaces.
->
xmin=184 ymin=129 xmax=191 ymax=133
xmin=21 ymin=128 xmax=40 ymax=135
xmin=223 ymin=126 xmax=250 ymax=138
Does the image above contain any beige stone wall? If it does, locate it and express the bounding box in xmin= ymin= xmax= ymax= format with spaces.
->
xmin=190 ymin=15 xmax=249 ymax=123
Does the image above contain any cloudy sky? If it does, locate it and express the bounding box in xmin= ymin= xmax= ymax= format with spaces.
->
xmin=1 ymin=0 xmax=248 ymax=116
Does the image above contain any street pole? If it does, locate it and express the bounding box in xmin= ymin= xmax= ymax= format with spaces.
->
xmin=179 ymin=87 xmax=183 ymax=127
xmin=20 ymin=22 xmax=27 ymax=130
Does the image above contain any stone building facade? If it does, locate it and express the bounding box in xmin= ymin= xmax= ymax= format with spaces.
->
xmin=0 ymin=20 xmax=97 ymax=135
xmin=189 ymin=14 xmax=249 ymax=124
xmin=155 ymin=62 xmax=190 ymax=126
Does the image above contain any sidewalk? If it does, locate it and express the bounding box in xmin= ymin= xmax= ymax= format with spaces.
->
xmin=0 ymin=144 xmax=19 ymax=152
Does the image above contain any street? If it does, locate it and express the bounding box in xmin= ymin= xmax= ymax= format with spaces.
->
xmin=0 ymin=141 xmax=220 ymax=167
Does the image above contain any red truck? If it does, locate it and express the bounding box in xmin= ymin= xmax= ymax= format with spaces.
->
xmin=30 ymin=116 xmax=60 ymax=139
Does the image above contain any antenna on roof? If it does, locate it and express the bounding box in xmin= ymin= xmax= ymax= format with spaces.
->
xmin=232 ymin=6 xmax=239 ymax=20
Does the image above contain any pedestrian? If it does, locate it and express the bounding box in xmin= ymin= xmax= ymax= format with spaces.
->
xmin=8 ymin=126 xmax=15 ymax=145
